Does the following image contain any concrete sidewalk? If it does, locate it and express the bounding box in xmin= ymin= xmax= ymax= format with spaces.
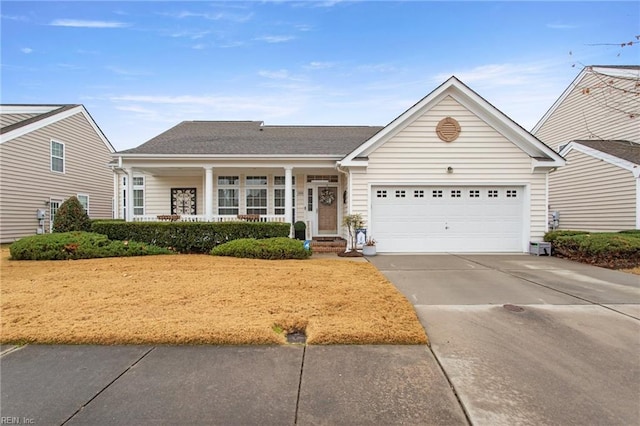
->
xmin=0 ymin=344 xmax=467 ymax=425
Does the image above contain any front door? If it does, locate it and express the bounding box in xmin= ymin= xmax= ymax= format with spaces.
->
xmin=316 ymin=186 xmax=338 ymax=235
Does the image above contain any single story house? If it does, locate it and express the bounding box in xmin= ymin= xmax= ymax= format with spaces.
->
xmin=532 ymin=65 xmax=639 ymax=231
xmin=0 ymin=104 xmax=115 ymax=243
xmin=112 ymin=76 xmax=564 ymax=253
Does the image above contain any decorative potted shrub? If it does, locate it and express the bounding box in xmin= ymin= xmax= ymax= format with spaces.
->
xmin=340 ymin=214 xmax=365 ymax=257
xmin=293 ymin=221 xmax=306 ymax=240
xmin=362 ymin=237 xmax=377 ymax=256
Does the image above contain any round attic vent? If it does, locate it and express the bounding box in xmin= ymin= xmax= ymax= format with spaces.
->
xmin=436 ymin=117 xmax=461 ymax=142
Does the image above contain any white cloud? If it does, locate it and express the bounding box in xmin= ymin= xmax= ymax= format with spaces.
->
xmin=255 ymin=35 xmax=295 ymax=43
xmin=170 ymin=30 xmax=210 ymax=40
xmin=547 ymin=22 xmax=578 ymax=30
xmin=21 ymin=47 xmax=33 ymax=54
xmin=2 ymin=14 xmax=28 ymax=22
xmin=106 ymin=66 xmax=151 ymax=76
xmin=115 ymin=105 xmax=157 ymax=115
xmin=192 ymin=43 xmax=207 ymax=50
xmin=258 ymin=69 xmax=292 ymax=80
xmin=50 ymin=19 xmax=130 ymax=28
xmin=166 ymin=11 xmax=252 ymax=23
xmin=305 ymin=61 xmax=335 ymax=70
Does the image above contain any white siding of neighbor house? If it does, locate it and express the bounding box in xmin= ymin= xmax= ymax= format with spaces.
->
xmin=349 ymin=95 xmax=549 ymax=244
xmin=0 ymin=113 xmax=39 ymax=129
xmin=120 ymin=169 xmax=309 ymax=220
xmin=549 ymin=149 xmax=637 ymax=231
xmin=0 ymin=112 xmax=114 ymax=243
xmin=534 ymin=71 xmax=639 ymax=147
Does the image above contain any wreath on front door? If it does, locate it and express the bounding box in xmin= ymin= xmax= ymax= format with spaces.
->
xmin=320 ymin=188 xmax=335 ymax=205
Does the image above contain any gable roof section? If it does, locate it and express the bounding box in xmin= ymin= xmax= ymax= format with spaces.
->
xmin=0 ymin=104 xmax=115 ymax=153
xmin=531 ymin=65 xmax=640 ymax=135
xmin=560 ymin=140 xmax=640 ymax=177
xmin=118 ymin=121 xmax=383 ymax=157
xmin=341 ymin=76 xmax=564 ymax=167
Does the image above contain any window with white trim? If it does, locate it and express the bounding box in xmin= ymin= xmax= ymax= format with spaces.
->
xmin=133 ymin=177 xmax=145 ymax=215
xmin=122 ymin=176 xmax=145 ymax=217
xmin=51 ymin=140 xmax=65 ymax=173
xmin=451 ymin=190 xmax=461 ymax=198
xmin=274 ymin=176 xmax=296 ymax=217
xmin=77 ymin=194 xmax=89 ymax=215
xmin=488 ymin=190 xmax=499 ymax=198
xmin=432 ymin=190 xmax=443 ymax=198
xmin=395 ymin=190 xmax=406 ymax=198
xmin=246 ymin=176 xmax=267 ymax=215
xmin=414 ymin=190 xmax=424 ymax=198
xmin=469 ymin=190 xmax=480 ymax=198
xmin=507 ymin=190 xmax=518 ymax=198
xmin=218 ymin=176 xmax=239 ymax=215
xmin=376 ymin=190 xmax=387 ymax=198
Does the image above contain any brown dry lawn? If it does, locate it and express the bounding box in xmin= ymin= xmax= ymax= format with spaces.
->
xmin=623 ymin=267 xmax=640 ymax=275
xmin=0 ymin=248 xmax=427 ymax=345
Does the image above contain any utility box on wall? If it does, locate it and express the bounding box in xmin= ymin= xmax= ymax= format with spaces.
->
xmin=36 ymin=209 xmax=46 ymax=234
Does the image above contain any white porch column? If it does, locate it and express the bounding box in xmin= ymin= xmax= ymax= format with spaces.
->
xmin=205 ymin=166 xmax=214 ymax=221
xmin=284 ymin=166 xmax=293 ymax=227
xmin=112 ymin=171 xmax=118 ymax=219
xmin=124 ymin=168 xmax=133 ymax=222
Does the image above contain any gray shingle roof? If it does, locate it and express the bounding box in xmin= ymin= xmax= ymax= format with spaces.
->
xmin=573 ymin=140 xmax=640 ymax=165
xmin=118 ymin=121 xmax=384 ymax=156
xmin=0 ymin=105 xmax=79 ymax=134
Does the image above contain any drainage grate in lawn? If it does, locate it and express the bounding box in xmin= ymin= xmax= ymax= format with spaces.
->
xmin=286 ymin=331 xmax=307 ymax=344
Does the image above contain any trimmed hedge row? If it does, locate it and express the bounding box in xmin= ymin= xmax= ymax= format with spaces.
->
xmin=211 ymin=237 xmax=311 ymax=260
xmin=544 ymin=230 xmax=640 ymax=269
xmin=9 ymin=232 xmax=172 ymax=261
xmin=91 ymin=221 xmax=291 ymax=253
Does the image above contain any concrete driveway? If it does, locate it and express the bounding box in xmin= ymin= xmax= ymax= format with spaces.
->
xmin=370 ymin=254 xmax=640 ymax=426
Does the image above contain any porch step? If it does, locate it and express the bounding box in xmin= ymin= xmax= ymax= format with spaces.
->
xmin=309 ymin=237 xmax=347 ymax=253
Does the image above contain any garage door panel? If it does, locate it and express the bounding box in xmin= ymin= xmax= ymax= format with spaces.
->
xmin=371 ymin=186 xmax=523 ymax=253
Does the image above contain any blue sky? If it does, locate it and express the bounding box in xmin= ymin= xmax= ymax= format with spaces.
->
xmin=2 ymin=1 xmax=638 ymax=151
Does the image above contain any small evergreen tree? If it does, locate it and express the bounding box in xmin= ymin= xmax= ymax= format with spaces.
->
xmin=53 ymin=196 xmax=91 ymax=232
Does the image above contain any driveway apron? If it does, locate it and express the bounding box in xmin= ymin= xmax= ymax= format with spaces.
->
xmin=370 ymin=254 xmax=640 ymax=426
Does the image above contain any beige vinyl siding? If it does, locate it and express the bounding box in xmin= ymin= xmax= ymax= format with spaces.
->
xmin=0 ymin=112 xmax=113 ymax=243
xmin=549 ymin=149 xmax=636 ymax=231
xmin=129 ymin=170 xmax=306 ymax=220
xmin=350 ymin=95 xmax=548 ymax=243
xmin=0 ymin=113 xmax=39 ymax=129
xmin=535 ymin=72 xmax=639 ymax=146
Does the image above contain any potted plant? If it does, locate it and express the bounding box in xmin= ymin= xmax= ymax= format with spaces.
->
xmin=293 ymin=221 xmax=306 ymax=240
xmin=362 ymin=237 xmax=376 ymax=256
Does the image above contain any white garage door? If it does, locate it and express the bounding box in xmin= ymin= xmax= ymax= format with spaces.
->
xmin=371 ymin=186 xmax=524 ymax=252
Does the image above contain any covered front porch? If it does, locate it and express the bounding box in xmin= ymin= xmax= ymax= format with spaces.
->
xmin=113 ymin=160 xmax=347 ymax=239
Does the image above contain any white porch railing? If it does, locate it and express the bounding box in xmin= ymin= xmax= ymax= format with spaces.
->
xmin=132 ymin=214 xmax=287 ymax=223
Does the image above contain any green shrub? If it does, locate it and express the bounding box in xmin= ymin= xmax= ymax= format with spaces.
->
xmin=9 ymin=232 xmax=172 ymax=261
xmin=53 ymin=196 xmax=91 ymax=233
xmin=211 ymin=237 xmax=311 ymax=260
xmin=551 ymin=232 xmax=640 ymax=269
xmin=543 ymin=230 xmax=590 ymax=243
xmin=91 ymin=221 xmax=291 ymax=253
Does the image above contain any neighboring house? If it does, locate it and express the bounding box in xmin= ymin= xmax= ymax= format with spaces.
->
xmin=113 ymin=76 xmax=564 ymax=253
xmin=0 ymin=104 xmax=115 ymax=243
xmin=532 ymin=65 xmax=640 ymax=231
